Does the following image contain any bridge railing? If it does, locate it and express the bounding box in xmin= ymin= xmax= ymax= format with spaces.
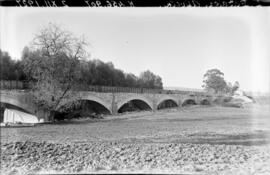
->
xmin=0 ymin=80 xmax=207 ymax=95
xmin=0 ymin=80 xmax=32 ymax=90
xmin=74 ymin=83 xmax=175 ymax=94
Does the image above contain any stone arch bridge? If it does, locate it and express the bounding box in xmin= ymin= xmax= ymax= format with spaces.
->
xmin=0 ymin=89 xmax=219 ymax=122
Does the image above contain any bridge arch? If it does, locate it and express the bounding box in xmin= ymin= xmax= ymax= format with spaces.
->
xmin=181 ymin=98 xmax=197 ymax=107
xmin=0 ymin=93 xmax=36 ymax=114
xmin=61 ymin=94 xmax=112 ymax=114
xmin=117 ymin=95 xmax=153 ymax=112
xmin=157 ymin=96 xmax=179 ymax=109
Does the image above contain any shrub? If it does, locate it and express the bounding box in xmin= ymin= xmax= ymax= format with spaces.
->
xmin=222 ymin=102 xmax=243 ymax=108
xmin=223 ymin=96 xmax=233 ymax=103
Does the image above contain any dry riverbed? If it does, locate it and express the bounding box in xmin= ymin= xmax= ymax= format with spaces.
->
xmin=1 ymin=105 xmax=270 ymax=174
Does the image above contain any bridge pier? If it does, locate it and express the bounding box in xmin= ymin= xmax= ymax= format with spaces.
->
xmin=111 ymin=93 xmax=118 ymax=115
xmin=111 ymin=104 xmax=118 ymax=115
xmin=152 ymin=95 xmax=158 ymax=112
xmin=35 ymin=109 xmax=50 ymax=122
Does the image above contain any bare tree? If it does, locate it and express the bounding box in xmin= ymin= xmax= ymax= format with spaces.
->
xmin=22 ymin=23 xmax=89 ymax=121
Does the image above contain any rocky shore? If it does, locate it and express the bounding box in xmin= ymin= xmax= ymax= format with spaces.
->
xmin=1 ymin=141 xmax=270 ymax=175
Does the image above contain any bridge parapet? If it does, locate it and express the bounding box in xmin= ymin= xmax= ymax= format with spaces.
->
xmin=0 ymin=80 xmax=209 ymax=95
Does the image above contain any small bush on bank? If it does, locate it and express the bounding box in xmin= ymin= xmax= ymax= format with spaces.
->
xmin=223 ymin=96 xmax=233 ymax=103
xmin=213 ymin=96 xmax=232 ymax=105
xmin=222 ymin=102 xmax=243 ymax=108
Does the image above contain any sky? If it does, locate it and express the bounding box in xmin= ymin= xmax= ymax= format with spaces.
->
xmin=1 ymin=7 xmax=270 ymax=93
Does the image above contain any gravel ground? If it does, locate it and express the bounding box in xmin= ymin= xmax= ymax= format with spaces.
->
xmin=1 ymin=105 xmax=270 ymax=174
xmin=1 ymin=141 xmax=270 ymax=175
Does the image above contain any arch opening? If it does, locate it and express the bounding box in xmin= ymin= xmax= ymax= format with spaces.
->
xmin=118 ymin=99 xmax=152 ymax=113
xmin=56 ymin=100 xmax=111 ymax=121
xmin=182 ymin=99 xmax=197 ymax=107
xmin=0 ymin=102 xmax=33 ymax=123
xmin=158 ymin=99 xmax=178 ymax=110
xmin=200 ymin=99 xmax=211 ymax=105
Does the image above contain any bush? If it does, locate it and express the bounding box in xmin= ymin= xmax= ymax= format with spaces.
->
xmin=222 ymin=102 xmax=243 ymax=108
xmin=223 ymin=96 xmax=233 ymax=103
xmin=213 ymin=97 xmax=228 ymax=104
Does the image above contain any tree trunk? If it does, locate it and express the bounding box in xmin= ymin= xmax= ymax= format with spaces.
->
xmin=49 ymin=110 xmax=56 ymax=122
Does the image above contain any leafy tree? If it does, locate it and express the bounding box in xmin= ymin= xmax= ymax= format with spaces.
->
xmin=78 ymin=60 xmax=94 ymax=87
xmin=153 ymin=75 xmax=163 ymax=89
xmin=225 ymin=82 xmax=233 ymax=94
xmin=232 ymin=81 xmax=240 ymax=94
xmin=0 ymin=50 xmax=26 ymax=80
xmin=0 ymin=50 xmax=15 ymax=80
xmin=202 ymin=68 xmax=227 ymax=93
xmin=139 ymin=70 xmax=163 ymax=89
xmin=22 ymin=23 xmax=88 ymax=120
xmin=224 ymin=81 xmax=240 ymax=95
xmin=124 ymin=73 xmax=138 ymax=87
xmin=77 ymin=59 xmax=163 ymax=89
